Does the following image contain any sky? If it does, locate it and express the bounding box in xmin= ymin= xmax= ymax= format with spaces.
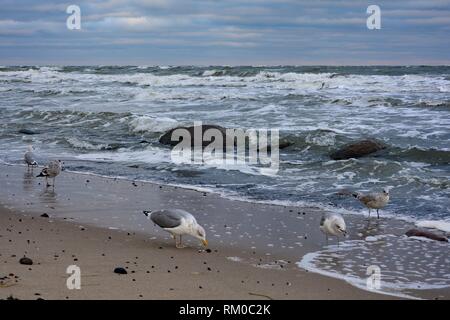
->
xmin=0 ymin=0 xmax=449 ymax=65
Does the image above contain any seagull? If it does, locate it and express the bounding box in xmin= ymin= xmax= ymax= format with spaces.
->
xmin=320 ymin=212 xmax=347 ymax=245
xmin=24 ymin=145 xmax=38 ymax=169
xmin=353 ymin=188 xmax=390 ymax=219
xmin=143 ymin=209 xmax=208 ymax=248
xmin=37 ymin=160 xmax=62 ymax=187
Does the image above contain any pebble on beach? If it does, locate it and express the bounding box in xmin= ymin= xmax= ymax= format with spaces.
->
xmin=114 ymin=267 xmax=128 ymax=275
xmin=19 ymin=257 xmax=33 ymax=265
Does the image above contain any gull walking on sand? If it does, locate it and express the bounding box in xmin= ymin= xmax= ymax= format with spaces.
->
xmin=320 ymin=212 xmax=347 ymax=245
xmin=37 ymin=160 xmax=62 ymax=187
xmin=24 ymin=145 xmax=38 ymax=169
xmin=353 ymin=188 xmax=390 ymax=219
xmin=143 ymin=209 xmax=208 ymax=248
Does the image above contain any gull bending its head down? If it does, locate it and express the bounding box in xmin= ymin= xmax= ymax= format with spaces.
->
xmin=320 ymin=212 xmax=347 ymax=245
xmin=143 ymin=209 xmax=208 ymax=248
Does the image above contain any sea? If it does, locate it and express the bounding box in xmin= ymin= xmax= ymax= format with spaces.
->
xmin=0 ymin=65 xmax=449 ymax=297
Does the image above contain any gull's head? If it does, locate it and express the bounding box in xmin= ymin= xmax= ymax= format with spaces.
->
xmin=334 ymin=218 xmax=347 ymax=236
xmin=27 ymin=145 xmax=34 ymax=152
xmin=383 ymin=187 xmax=391 ymax=195
xmin=193 ymin=224 xmax=208 ymax=247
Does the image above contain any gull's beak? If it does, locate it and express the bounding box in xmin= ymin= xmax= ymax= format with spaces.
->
xmin=202 ymin=239 xmax=208 ymax=247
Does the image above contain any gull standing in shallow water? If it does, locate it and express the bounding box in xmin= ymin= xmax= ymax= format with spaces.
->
xmin=24 ymin=145 xmax=38 ymax=169
xmin=320 ymin=212 xmax=347 ymax=245
xmin=143 ymin=209 xmax=208 ymax=248
xmin=353 ymin=188 xmax=390 ymax=219
xmin=37 ymin=160 xmax=62 ymax=187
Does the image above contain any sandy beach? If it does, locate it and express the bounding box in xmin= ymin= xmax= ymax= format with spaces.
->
xmin=0 ymin=164 xmax=448 ymax=300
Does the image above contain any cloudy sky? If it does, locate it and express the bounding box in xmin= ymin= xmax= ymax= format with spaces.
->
xmin=1 ymin=0 xmax=449 ymax=65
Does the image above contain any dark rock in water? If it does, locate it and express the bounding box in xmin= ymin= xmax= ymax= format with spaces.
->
xmin=19 ymin=257 xmax=33 ymax=265
xmin=40 ymin=213 xmax=49 ymax=218
xmin=274 ymin=139 xmax=294 ymax=150
xmin=335 ymin=189 xmax=353 ymax=196
xmin=159 ymin=124 xmax=292 ymax=151
xmin=330 ymin=140 xmax=386 ymax=160
xmin=18 ymin=129 xmax=39 ymax=135
xmin=159 ymin=124 xmax=227 ymax=147
xmin=114 ymin=267 xmax=128 ymax=275
xmin=406 ymin=229 xmax=448 ymax=242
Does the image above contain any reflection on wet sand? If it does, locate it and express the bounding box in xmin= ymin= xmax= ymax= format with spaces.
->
xmin=356 ymin=218 xmax=383 ymax=238
xmin=23 ymin=170 xmax=35 ymax=192
xmin=39 ymin=188 xmax=58 ymax=204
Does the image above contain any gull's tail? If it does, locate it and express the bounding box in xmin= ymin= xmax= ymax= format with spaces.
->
xmin=143 ymin=210 xmax=152 ymax=219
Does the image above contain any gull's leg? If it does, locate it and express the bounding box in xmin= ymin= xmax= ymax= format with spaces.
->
xmin=45 ymin=176 xmax=50 ymax=187
xmin=338 ymin=237 xmax=340 ymax=247
xmin=368 ymin=208 xmax=371 ymax=218
xmin=173 ymin=234 xmax=177 ymax=247
xmin=377 ymin=209 xmax=379 ymax=219
xmin=175 ymin=235 xmax=184 ymax=249
xmin=326 ymin=234 xmax=328 ymax=245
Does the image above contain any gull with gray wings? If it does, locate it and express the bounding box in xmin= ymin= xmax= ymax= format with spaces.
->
xmin=143 ymin=209 xmax=208 ymax=248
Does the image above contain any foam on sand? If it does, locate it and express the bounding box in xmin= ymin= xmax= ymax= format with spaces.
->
xmin=297 ymin=235 xmax=450 ymax=299
xmin=415 ymin=220 xmax=450 ymax=233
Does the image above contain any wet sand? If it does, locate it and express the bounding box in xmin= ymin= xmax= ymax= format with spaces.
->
xmin=0 ymin=164 xmax=448 ymax=299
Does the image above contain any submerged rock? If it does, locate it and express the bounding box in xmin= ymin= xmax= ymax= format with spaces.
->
xmin=330 ymin=139 xmax=386 ymax=160
xmin=18 ymin=129 xmax=39 ymax=135
xmin=405 ymin=229 xmax=448 ymax=242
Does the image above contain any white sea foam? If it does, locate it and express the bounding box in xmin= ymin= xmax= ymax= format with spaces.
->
xmin=128 ymin=115 xmax=179 ymax=133
xmin=66 ymin=137 xmax=109 ymax=151
xmin=415 ymin=220 xmax=450 ymax=233
xmin=76 ymin=147 xmax=173 ymax=164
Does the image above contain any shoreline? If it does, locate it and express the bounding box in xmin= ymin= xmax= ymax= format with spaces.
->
xmin=1 ymin=163 xmax=449 ymax=299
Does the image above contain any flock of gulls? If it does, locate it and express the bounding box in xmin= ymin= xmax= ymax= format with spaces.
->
xmin=23 ymin=144 xmax=390 ymax=248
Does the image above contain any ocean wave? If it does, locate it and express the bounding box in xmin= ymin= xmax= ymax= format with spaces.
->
xmin=388 ymin=146 xmax=450 ymax=165
xmin=65 ymin=137 xmax=115 ymax=151
xmin=2 ymin=67 xmax=447 ymax=95
xmin=128 ymin=115 xmax=179 ymax=133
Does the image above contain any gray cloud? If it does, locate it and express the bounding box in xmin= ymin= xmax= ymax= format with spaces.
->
xmin=0 ymin=0 xmax=448 ymax=65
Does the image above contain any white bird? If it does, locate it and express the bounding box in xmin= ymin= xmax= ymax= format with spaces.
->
xmin=353 ymin=188 xmax=390 ymax=219
xmin=24 ymin=145 xmax=38 ymax=168
xmin=143 ymin=209 xmax=208 ymax=248
xmin=37 ymin=160 xmax=62 ymax=187
xmin=320 ymin=212 xmax=347 ymax=245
